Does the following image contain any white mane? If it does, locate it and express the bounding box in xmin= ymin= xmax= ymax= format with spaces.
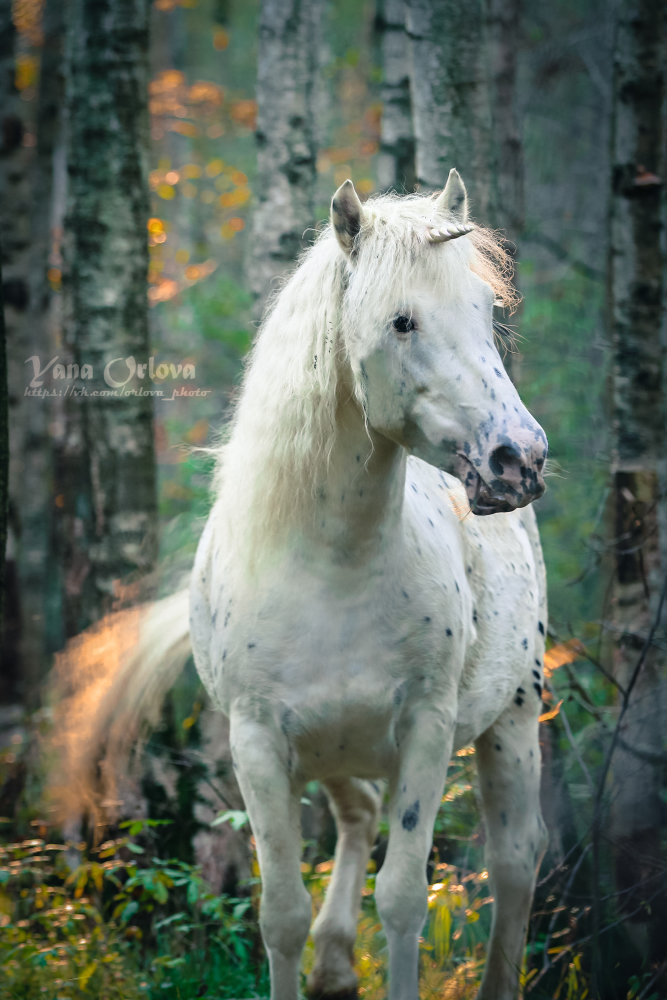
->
xmin=213 ymin=192 xmax=515 ymax=568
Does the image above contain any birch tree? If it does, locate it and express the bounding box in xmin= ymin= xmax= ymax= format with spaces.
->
xmin=605 ymin=0 xmax=666 ymax=980
xmin=17 ymin=0 xmax=66 ymax=686
xmin=405 ymin=0 xmax=491 ymax=213
xmin=249 ymin=0 xmax=322 ymax=317
xmin=0 ymin=256 xmax=7 ymax=635
xmin=58 ymin=0 xmax=157 ymax=633
xmin=484 ymin=0 xmax=522 ymax=239
xmin=376 ymin=0 xmax=415 ymax=192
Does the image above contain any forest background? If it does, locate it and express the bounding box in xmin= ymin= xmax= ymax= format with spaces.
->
xmin=0 ymin=0 xmax=665 ymax=998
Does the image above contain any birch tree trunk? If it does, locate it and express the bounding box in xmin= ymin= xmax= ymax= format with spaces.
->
xmin=606 ymin=0 xmax=666 ymax=979
xmin=0 ymin=0 xmax=39 ymax=689
xmin=376 ymin=0 xmax=415 ymax=192
xmin=484 ymin=0 xmax=523 ymax=239
xmin=16 ymin=0 xmax=66 ymax=689
xmin=58 ymin=0 xmax=157 ymax=634
xmin=406 ymin=0 xmax=522 ymax=381
xmin=0 ymin=256 xmax=7 ymax=636
xmin=406 ymin=0 xmax=491 ymax=215
xmin=250 ymin=0 xmax=322 ymax=318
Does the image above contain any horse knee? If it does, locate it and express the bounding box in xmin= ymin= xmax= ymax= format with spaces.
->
xmin=260 ymin=884 xmax=311 ymax=958
xmin=375 ymin=861 xmax=428 ymax=937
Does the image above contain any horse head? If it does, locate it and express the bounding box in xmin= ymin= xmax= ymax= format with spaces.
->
xmin=332 ymin=171 xmax=547 ymax=515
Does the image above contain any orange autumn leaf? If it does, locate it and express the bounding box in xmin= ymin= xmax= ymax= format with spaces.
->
xmin=543 ymin=638 xmax=586 ymax=678
xmin=229 ymin=99 xmax=257 ymax=129
xmin=185 ymin=419 xmax=210 ymax=445
xmin=539 ymin=699 xmax=564 ymax=724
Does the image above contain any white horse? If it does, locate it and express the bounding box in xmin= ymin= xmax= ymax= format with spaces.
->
xmin=188 ymin=169 xmax=548 ymax=1000
xmin=58 ymin=170 xmax=548 ymax=1000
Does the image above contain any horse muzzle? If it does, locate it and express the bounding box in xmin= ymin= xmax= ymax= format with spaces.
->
xmin=456 ymin=436 xmax=547 ymax=516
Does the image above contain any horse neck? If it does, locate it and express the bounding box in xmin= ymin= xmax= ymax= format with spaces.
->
xmin=300 ymin=394 xmax=407 ymax=563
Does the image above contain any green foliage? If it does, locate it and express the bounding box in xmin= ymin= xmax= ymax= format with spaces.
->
xmin=0 ymin=826 xmax=266 ymax=1000
xmin=211 ymin=809 xmax=249 ymax=831
xmin=518 ymin=264 xmax=608 ymax=630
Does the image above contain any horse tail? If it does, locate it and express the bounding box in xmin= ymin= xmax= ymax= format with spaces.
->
xmin=49 ymin=586 xmax=192 ymax=829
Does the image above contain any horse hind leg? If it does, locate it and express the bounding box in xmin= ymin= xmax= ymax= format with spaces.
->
xmin=230 ymin=714 xmax=311 ymax=1000
xmin=307 ymin=777 xmax=382 ymax=1000
xmin=474 ymin=704 xmax=548 ymax=1000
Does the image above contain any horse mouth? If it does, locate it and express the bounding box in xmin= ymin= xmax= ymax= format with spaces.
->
xmin=468 ymin=469 xmax=518 ymax=515
xmin=456 ymin=454 xmax=524 ymax=516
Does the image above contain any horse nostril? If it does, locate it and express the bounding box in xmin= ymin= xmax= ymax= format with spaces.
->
xmin=488 ymin=444 xmax=521 ymax=479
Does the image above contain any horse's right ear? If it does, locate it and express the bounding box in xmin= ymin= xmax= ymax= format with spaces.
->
xmin=435 ymin=168 xmax=469 ymax=223
xmin=331 ymin=179 xmax=365 ymax=255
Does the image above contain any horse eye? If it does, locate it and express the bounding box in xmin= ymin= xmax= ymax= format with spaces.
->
xmin=393 ymin=314 xmax=415 ymax=334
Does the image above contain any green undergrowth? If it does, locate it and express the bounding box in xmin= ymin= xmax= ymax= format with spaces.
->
xmin=0 ymin=818 xmax=267 ymax=1000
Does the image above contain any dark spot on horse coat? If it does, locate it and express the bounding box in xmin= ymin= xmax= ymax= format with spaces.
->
xmin=515 ymin=695 xmax=524 ymax=707
xmin=446 ymin=628 xmax=453 ymax=637
xmin=495 ymin=743 xmax=502 ymax=752
xmin=402 ymin=800 xmax=420 ymax=831
xmin=211 ymin=610 xmax=217 ymax=627
xmin=532 ymin=669 xmax=541 ymax=680
xmin=521 ymin=637 xmax=528 ymax=650
xmin=501 ymin=811 xmax=507 ymax=826
xmin=402 ymin=589 xmax=410 ymax=599
xmin=538 ymin=621 xmax=545 ymax=635
xmin=423 ymin=616 xmax=431 ymax=623
xmin=247 ymin=642 xmax=256 ymax=649
xmin=517 ymin=687 xmax=525 ymax=695
xmin=281 ymin=707 xmax=294 ymax=736
xmin=534 ymin=683 xmax=542 ymax=697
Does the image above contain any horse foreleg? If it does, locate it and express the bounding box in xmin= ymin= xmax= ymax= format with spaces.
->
xmin=474 ymin=707 xmax=548 ymax=1000
xmin=230 ymin=715 xmax=311 ymax=1000
xmin=307 ymin=778 xmax=382 ymax=1000
xmin=375 ymin=707 xmax=456 ymax=1000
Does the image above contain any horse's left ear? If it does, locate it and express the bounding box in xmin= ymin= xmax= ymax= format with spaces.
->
xmin=435 ymin=168 xmax=468 ymax=223
xmin=331 ymin=179 xmax=365 ymax=256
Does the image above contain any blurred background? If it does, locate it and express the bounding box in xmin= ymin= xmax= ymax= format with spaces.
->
xmin=0 ymin=0 xmax=665 ymax=998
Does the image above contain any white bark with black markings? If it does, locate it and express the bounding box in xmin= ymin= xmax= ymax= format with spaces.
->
xmin=250 ymin=0 xmax=322 ymax=318
xmin=606 ymin=0 xmax=666 ymax=977
xmin=59 ymin=0 xmax=157 ymax=633
xmin=406 ymin=0 xmax=491 ymax=214
xmin=377 ymin=0 xmax=415 ymax=192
